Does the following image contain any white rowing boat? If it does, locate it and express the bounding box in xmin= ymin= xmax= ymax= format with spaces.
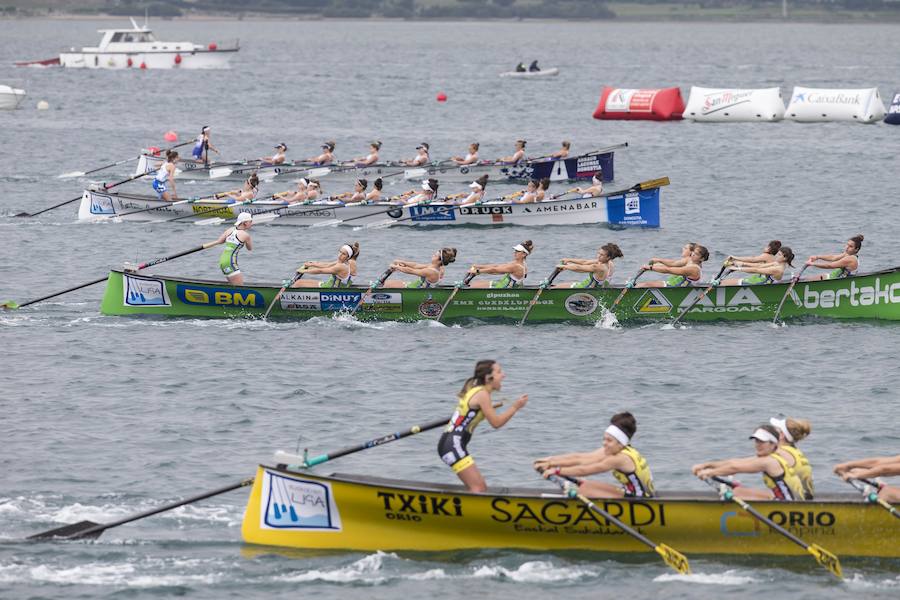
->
xmin=0 ymin=84 xmax=26 ymax=110
xmin=500 ymin=68 xmax=560 ymax=79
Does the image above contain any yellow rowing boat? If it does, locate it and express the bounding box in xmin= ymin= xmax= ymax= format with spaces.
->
xmin=241 ymin=466 xmax=898 ymax=557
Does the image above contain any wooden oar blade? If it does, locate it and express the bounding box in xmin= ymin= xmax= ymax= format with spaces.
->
xmin=28 ymin=519 xmax=101 ymax=540
xmin=655 ymin=543 xmax=691 ymax=575
xmin=807 ymin=543 xmax=843 ymax=579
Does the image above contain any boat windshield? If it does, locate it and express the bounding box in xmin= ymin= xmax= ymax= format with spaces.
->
xmin=110 ymin=31 xmax=155 ymax=43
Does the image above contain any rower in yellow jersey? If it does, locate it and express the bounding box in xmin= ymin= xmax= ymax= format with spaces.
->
xmin=437 ymin=360 xmax=528 ymax=492
xmin=770 ymin=416 xmax=815 ymax=499
xmin=533 ymin=411 xmax=655 ymax=499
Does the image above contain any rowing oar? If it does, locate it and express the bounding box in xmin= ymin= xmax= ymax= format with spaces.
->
xmin=436 ymin=271 xmax=477 ymax=323
xmin=1 ymin=242 xmax=219 ymax=310
xmin=274 ymin=402 xmax=503 ymax=469
xmin=668 ymin=262 xmax=732 ymax=327
xmin=310 ymin=196 xmax=415 ymax=228
xmin=541 ymin=469 xmax=691 ymax=575
xmin=350 ymin=267 xmax=395 ymax=315
xmin=262 ymin=271 xmax=304 ymax=320
xmin=705 ymin=476 xmax=842 ymax=578
xmin=97 ymin=190 xmax=236 ymax=221
xmin=193 ymin=192 xmax=293 ymax=226
xmin=607 ymin=267 xmax=648 ymax=317
xmin=28 ymin=477 xmax=254 ymax=541
xmin=15 ymin=171 xmax=152 ymax=218
xmin=518 ymin=267 xmax=563 ymax=326
xmin=772 ymin=264 xmax=809 ymax=326
xmin=844 ymin=478 xmax=900 ymax=520
xmin=59 ymin=141 xmax=192 ymax=178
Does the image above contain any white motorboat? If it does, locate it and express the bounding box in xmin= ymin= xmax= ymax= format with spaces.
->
xmin=499 ymin=68 xmax=559 ymax=79
xmin=0 ymin=85 xmax=26 ymax=110
xmin=31 ymin=18 xmax=238 ymax=69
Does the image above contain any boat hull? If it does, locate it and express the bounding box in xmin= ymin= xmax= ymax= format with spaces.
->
xmin=77 ymin=187 xmax=660 ymax=227
xmin=0 ymin=85 xmax=26 ymax=110
xmin=134 ymin=147 xmax=621 ymax=184
xmin=59 ymin=49 xmax=236 ymax=69
xmin=240 ymin=467 xmax=898 ymax=557
xmin=99 ymin=267 xmax=900 ymax=323
xmin=500 ymin=68 xmax=560 ymax=78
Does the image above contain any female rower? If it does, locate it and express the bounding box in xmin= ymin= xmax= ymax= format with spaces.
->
xmin=452 ymin=142 xmax=479 ymax=165
xmin=307 ymin=141 xmax=335 ymax=165
xmin=305 ymin=179 xmax=322 ymax=202
xmin=692 ymin=424 xmax=805 ymax=501
xmin=722 ymin=246 xmax=794 ymax=286
xmin=223 ymin=173 xmax=259 ymax=203
xmin=535 ymin=178 xmax=551 ymax=202
xmin=352 ymin=141 xmax=381 ymax=166
xmin=365 ymin=178 xmax=383 ymax=203
xmin=534 ymin=412 xmax=655 ymax=499
xmin=770 ymin=417 xmax=814 ymax=499
xmin=511 ymin=180 xmax=539 ymax=204
xmin=283 ymin=178 xmax=309 ymax=203
xmin=550 ymin=140 xmax=571 ymax=159
xmin=152 ymin=150 xmax=178 ymax=200
xmin=403 ymin=178 xmax=439 ymax=206
xmin=553 ymin=243 xmax=623 ymax=288
xmin=214 ymin=212 xmax=253 ymax=285
xmin=575 ymin=173 xmax=603 ymax=197
xmin=459 ymin=175 xmax=488 ymax=206
xmin=404 ymin=143 xmax=430 ymax=166
xmin=468 ymin=241 xmax=532 ymax=288
xmin=499 ymin=139 xmax=526 ymax=164
xmin=834 ymin=455 xmax=900 ymax=503
xmin=636 ymin=243 xmax=709 ymax=288
xmin=292 ymin=242 xmax=360 ymax=288
xmin=437 ymin=360 xmax=528 ymax=492
xmin=805 ymin=234 xmax=864 ymax=280
xmin=261 ymin=143 xmax=287 ymax=166
xmin=727 ymin=240 xmax=782 ymax=266
xmin=385 ymin=247 xmax=457 ymax=288
xmin=191 ymin=126 xmax=219 ymax=163
xmin=343 ymin=179 xmax=367 ymax=204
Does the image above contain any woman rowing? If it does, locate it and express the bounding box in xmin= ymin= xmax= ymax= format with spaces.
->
xmin=468 ymin=241 xmax=532 ymax=288
xmin=385 ymin=247 xmax=458 ymax=288
xmin=260 ymin=142 xmax=287 ymax=166
xmin=692 ymin=424 xmax=805 ymax=501
xmin=511 ymin=180 xmax=539 ymax=204
xmin=727 ymin=240 xmax=782 ymax=267
xmin=283 ymin=178 xmax=309 ymax=203
xmin=636 ymin=243 xmax=709 ymax=288
xmin=365 ymin=178 xmax=383 ymax=203
xmin=834 ymin=455 xmax=900 ymax=503
xmin=305 ymin=179 xmax=322 ymax=202
xmin=399 ymin=178 xmax=439 ymax=206
xmin=292 ymin=242 xmax=359 ymax=288
xmin=770 ymin=417 xmax=814 ymax=499
xmin=351 ymin=141 xmax=381 ymax=166
xmin=437 ymin=360 xmax=528 ymax=492
xmin=553 ymin=243 xmax=623 ymax=288
xmin=534 ymin=178 xmax=551 ymax=202
xmin=575 ymin=172 xmax=603 ymax=198
xmin=451 ymin=142 xmax=479 ymax=166
xmin=459 ymin=175 xmax=488 ymax=206
xmin=191 ymin=125 xmax=219 ymax=164
xmin=223 ymin=173 xmax=259 ymax=203
xmin=403 ymin=143 xmax=430 ymax=166
xmin=340 ymin=179 xmax=367 ymax=204
xmin=214 ymin=212 xmax=253 ymax=285
xmin=549 ymin=140 xmax=571 ymax=159
xmin=498 ymin=139 xmax=526 ymax=164
xmin=722 ymin=246 xmax=794 ymax=286
xmin=152 ymin=150 xmax=178 ymax=201
xmin=805 ymin=234 xmax=864 ymax=280
xmin=307 ymin=141 xmax=335 ymax=165
xmin=534 ymin=412 xmax=655 ymax=499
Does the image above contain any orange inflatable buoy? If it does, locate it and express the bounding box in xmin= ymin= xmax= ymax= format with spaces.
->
xmin=436 ymin=92 xmax=447 ymax=102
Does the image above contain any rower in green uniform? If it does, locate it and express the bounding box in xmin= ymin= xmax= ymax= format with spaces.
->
xmin=468 ymin=241 xmax=533 ymax=288
xmin=805 ymin=234 xmax=864 ymax=280
xmin=291 ymin=242 xmax=359 ymax=288
xmin=553 ymin=242 xmax=623 ymax=288
xmin=770 ymin=416 xmax=814 ymax=499
xmin=437 ymin=360 xmax=528 ymax=492
xmin=385 ymin=248 xmax=457 ymax=288
xmin=213 ymin=212 xmax=253 ymax=285
xmin=834 ymin=455 xmax=900 ymax=503
xmin=533 ymin=412 xmax=655 ymax=499
xmin=692 ymin=424 xmax=805 ymax=501
xmin=637 ymin=243 xmax=709 ymax=288
xmin=722 ymin=246 xmax=794 ymax=286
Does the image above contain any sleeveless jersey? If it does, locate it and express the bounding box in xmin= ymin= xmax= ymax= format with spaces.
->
xmin=762 ymin=452 xmax=805 ymax=501
xmin=780 ymin=445 xmax=814 ymax=500
xmin=611 ymin=446 xmax=655 ymax=498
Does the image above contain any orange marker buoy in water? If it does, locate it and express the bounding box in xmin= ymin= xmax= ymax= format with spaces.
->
xmin=436 ymin=92 xmax=447 ymax=102
xmin=164 ymin=131 xmax=178 ymax=142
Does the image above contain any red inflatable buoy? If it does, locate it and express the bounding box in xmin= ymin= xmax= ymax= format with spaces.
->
xmin=140 ymin=62 xmax=147 ymax=69
xmin=174 ymin=54 xmax=182 ymax=65
xmin=436 ymin=92 xmax=447 ymax=102
xmin=208 ymin=42 xmax=218 ymax=51
xmin=164 ymin=131 xmax=178 ymax=142
xmin=127 ymin=57 xmax=133 ymax=67
xmin=148 ymin=146 xmax=161 ymax=156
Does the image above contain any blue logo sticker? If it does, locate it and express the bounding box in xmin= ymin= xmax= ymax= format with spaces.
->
xmin=409 ymin=206 xmax=456 ymax=222
xmin=319 ymin=291 xmax=361 ymax=310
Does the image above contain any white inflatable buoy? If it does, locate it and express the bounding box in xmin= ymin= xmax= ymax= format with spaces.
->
xmin=785 ymin=87 xmax=885 ymax=123
xmin=684 ymin=87 xmax=785 ymax=122
xmin=36 ymin=100 xmax=49 ymax=110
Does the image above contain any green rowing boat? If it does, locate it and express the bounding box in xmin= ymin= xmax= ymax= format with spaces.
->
xmin=99 ymin=268 xmax=900 ymax=323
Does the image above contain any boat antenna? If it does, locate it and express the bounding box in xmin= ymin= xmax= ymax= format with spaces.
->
xmin=130 ymin=16 xmax=139 ymax=30
xmin=144 ymin=7 xmax=148 ymax=29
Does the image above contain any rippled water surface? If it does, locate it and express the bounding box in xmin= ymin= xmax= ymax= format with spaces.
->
xmin=1 ymin=18 xmax=899 ymax=599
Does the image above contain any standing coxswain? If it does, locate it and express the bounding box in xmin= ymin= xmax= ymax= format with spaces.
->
xmin=437 ymin=360 xmax=528 ymax=492
xmin=805 ymin=234 xmax=864 ymax=280
xmin=385 ymin=248 xmax=458 ymax=288
xmin=152 ymin=150 xmax=178 ymax=201
xmin=191 ymin=126 xmax=219 ymax=165
xmin=553 ymin=243 xmax=623 ymax=288
xmin=213 ymin=212 xmax=253 ymax=285
xmin=534 ymin=412 xmax=655 ymax=499
xmin=468 ymin=241 xmax=532 ymax=288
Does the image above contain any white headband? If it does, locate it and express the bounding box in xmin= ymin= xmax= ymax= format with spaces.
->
xmin=339 ymin=244 xmax=353 ymax=258
xmin=605 ymin=425 xmax=630 ymax=446
xmin=298 ymin=178 xmax=309 ymax=187
xmin=469 ymin=181 xmax=482 ymax=190
xmin=512 ymin=244 xmax=530 ymax=255
xmin=769 ymin=418 xmax=794 ymax=443
xmin=750 ymin=428 xmax=779 ymax=444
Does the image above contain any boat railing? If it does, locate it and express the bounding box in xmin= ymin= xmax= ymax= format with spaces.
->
xmin=207 ymin=38 xmax=240 ymax=51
